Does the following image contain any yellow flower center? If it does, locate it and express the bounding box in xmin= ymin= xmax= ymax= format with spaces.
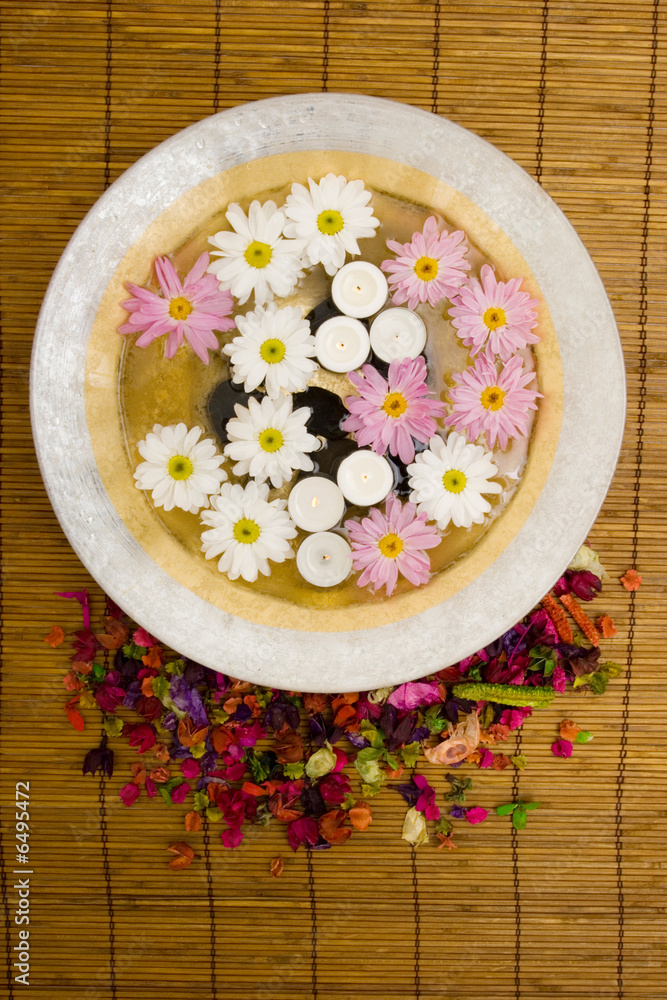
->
xmin=482 ymin=306 xmax=507 ymax=330
xmin=258 ymin=428 xmax=284 ymax=453
xmin=244 ymin=240 xmax=273 ymax=269
xmin=259 ymin=338 xmax=286 ymax=364
xmin=168 ymin=296 xmax=193 ymax=320
xmin=442 ymin=469 xmax=467 ymax=494
xmin=480 ymin=386 xmax=506 ymax=411
xmin=378 ymin=533 xmax=404 ymax=559
xmin=233 ymin=518 xmax=261 ymax=544
xmin=317 ymin=209 xmax=345 ymax=235
xmin=167 ymin=455 xmax=193 ymax=480
xmin=414 ymin=256 xmax=439 ymax=282
xmin=382 ymin=392 xmax=408 ymax=418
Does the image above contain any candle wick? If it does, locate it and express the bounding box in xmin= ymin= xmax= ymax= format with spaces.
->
xmin=336 ymin=341 xmax=345 ymax=350
xmin=355 ymin=285 xmax=362 ymax=293
xmin=323 ymin=554 xmax=330 ymax=561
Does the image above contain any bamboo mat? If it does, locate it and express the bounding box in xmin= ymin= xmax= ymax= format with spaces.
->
xmin=1 ymin=1 xmax=666 ymax=998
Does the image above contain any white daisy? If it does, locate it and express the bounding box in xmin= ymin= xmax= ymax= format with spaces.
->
xmin=207 ymin=200 xmax=307 ymax=305
xmin=200 ymin=480 xmax=297 ymax=582
xmin=283 ymin=174 xmax=380 ymax=276
xmin=224 ymin=394 xmax=320 ymax=489
xmin=134 ymin=423 xmax=227 ymax=514
xmin=407 ymin=431 xmax=502 ymax=530
xmin=223 ymin=301 xmax=318 ymax=398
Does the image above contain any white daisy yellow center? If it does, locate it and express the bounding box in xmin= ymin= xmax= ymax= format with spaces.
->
xmin=258 ymin=428 xmax=284 ymax=453
xmin=480 ymin=386 xmax=506 ymax=411
xmin=382 ymin=392 xmax=408 ymax=418
xmin=168 ymin=296 xmax=193 ymax=320
xmin=167 ymin=455 xmax=193 ymax=480
xmin=259 ymin=338 xmax=286 ymax=364
xmin=414 ymin=256 xmax=438 ymax=282
xmin=244 ymin=240 xmax=273 ymax=269
xmin=442 ymin=469 xmax=467 ymax=493
xmin=482 ymin=306 xmax=507 ymax=330
xmin=317 ymin=209 xmax=344 ymax=235
xmin=378 ymin=533 xmax=403 ymax=559
xmin=233 ymin=518 xmax=261 ymax=544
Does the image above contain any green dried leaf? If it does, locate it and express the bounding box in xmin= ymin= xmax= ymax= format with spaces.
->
xmin=496 ymin=802 xmax=517 ymax=816
xmin=400 ymin=742 xmax=421 ymax=767
xmin=435 ymin=817 xmax=453 ymax=835
xmin=92 ymin=662 xmax=106 ymax=681
xmin=512 ymin=804 xmax=528 ymax=830
xmin=423 ymin=705 xmax=447 ymax=734
xmin=102 ymin=715 xmax=124 ymax=739
xmin=510 ymin=754 xmax=527 ymax=769
xmin=524 ymin=801 xmax=540 ymax=811
xmin=193 ymin=792 xmax=209 ymax=812
xmin=574 ymin=731 xmax=594 ymax=744
xmin=283 ymin=761 xmax=305 ymax=779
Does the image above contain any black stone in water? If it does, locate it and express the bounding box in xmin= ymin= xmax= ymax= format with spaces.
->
xmin=305 ymin=298 xmax=371 ymax=333
xmin=207 ymin=380 xmax=262 ymax=444
xmin=386 ymin=438 xmax=430 ymax=496
xmin=293 ymin=385 xmax=348 ymax=440
xmin=305 ymin=296 xmax=342 ymax=332
xmin=311 ymin=437 xmax=358 ymax=477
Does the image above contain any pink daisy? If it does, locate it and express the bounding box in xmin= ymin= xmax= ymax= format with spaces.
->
xmin=449 ymin=264 xmax=540 ymax=361
xmin=445 ymin=354 xmax=542 ymax=450
xmin=381 ymin=216 xmax=470 ymax=309
xmin=343 ymin=356 xmax=447 ymax=465
xmin=345 ymin=492 xmax=441 ymax=596
xmin=119 ymin=252 xmax=235 ymax=364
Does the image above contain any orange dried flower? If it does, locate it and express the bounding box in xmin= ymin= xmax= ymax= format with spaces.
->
xmin=491 ymin=753 xmax=512 ymax=770
xmin=302 ymin=692 xmax=329 ymax=715
xmin=385 ymin=765 xmax=404 ymax=779
xmin=348 ymin=801 xmax=372 ymax=832
xmin=595 ymin=615 xmax=617 ymax=638
xmin=141 ymin=675 xmax=155 ymax=697
xmin=559 ymin=593 xmax=600 ymax=646
xmin=620 ymin=569 xmax=642 ymax=592
xmin=63 ymin=670 xmax=84 ymax=692
xmin=560 ymin=719 xmax=581 ymax=740
xmin=166 ymin=842 xmax=198 ymax=871
xmin=131 ymin=762 xmax=147 ymax=785
xmin=153 ymin=743 xmax=170 ymax=762
xmin=270 ymin=857 xmax=284 ymax=878
xmin=44 ymin=625 xmax=65 ymax=647
xmin=177 ymin=718 xmax=208 ymax=748
xmin=72 ymin=660 xmax=93 ymax=674
xmin=184 ymin=811 xmax=202 ymax=832
xmin=273 ymin=730 xmax=304 ymax=764
xmin=318 ymin=809 xmax=351 ymax=846
xmin=488 ymin=723 xmax=511 ymax=742
xmin=541 ymin=594 xmax=574 ymax=643
xmin=436 ymin=832 xmax=457 ymax=850
xmin=223 ymin=696 xmax=242 ymax=715
xmin=141 ymin=644 xmax=164 ymax=668
xmin=150 ymin=767 xmax=171 ymax=784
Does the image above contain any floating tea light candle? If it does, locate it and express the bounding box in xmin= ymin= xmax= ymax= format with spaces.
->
xmin=296 ymin=531 xmax=353 ymax=587
xmin=315 ymin=315 xmax=371 ymax=373
xmin=370 ymin=307 xmax=427 ymax=363
xmin=331 ymin=262 xmax=388 ymax=319
xmin=288 ymin=476 xmax=346 ymax=533
xmin=336 ymin=449 xmax=394 ymax=507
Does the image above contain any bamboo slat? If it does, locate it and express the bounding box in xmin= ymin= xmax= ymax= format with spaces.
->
xmin=1 ymin=2 xmax=666 ymax=998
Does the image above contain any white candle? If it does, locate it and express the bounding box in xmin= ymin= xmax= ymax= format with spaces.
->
xmin=288 ymin=476 xmax=346 ymax=533
xmin=331 ymin=262 xmax=389 ymax=319
xmin=296 ymin=531 xmax=353 ymax=587
xmin=336 ymin=450 xmax=394 ymax=507
xmin=315 ymin=315 xmax=370 ymax=373
xmin=370 ymin=307 xmax=427 ymax=363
